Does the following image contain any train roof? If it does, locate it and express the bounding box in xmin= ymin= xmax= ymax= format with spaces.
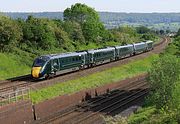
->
xmin=40 ymin=51 xmax=87 ymax=60
xmin=145 ymin=40 xmax=154 ymax=43
xmin=133 ymin=42 xmax=146 ymax=45
xmin=115 ymin=44 xmax=133 ymax=49
xmin=88 ymin=47 xmax=115 ymax=53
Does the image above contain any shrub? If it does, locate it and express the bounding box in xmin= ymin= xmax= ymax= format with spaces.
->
xmin=147 ymin=54 xmax=180 ymax=109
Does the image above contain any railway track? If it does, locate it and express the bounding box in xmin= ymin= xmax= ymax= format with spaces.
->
xmin=0 ymin=74 xmax=31 ymax=92
xmin=35 ymin=77 xmax=149 ymax=124
xmin=0 ymin=82 xmax=29 ymax=93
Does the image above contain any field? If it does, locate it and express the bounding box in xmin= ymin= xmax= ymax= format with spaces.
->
xmin=30 ymin=54 xmax=158 ymax=103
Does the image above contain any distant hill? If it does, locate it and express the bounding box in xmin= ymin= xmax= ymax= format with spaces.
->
xmin=3 ymin=12 xmax=180 ymax=31
xmin=3 ymin=12 xmax=64 ymax=20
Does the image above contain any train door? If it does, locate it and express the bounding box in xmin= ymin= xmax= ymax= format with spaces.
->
xmin=52 ymin=59 xmax=59 ymax=73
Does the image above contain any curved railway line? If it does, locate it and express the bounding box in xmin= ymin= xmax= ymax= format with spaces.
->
xmin=34 ymin=77 xmax=149 ymax=124
xmin=0 ymin=37 xmax=169 ymax=94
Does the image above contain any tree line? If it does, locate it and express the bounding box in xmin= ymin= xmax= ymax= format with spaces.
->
xmin=0 ymin=3 xmax=158 ymax=54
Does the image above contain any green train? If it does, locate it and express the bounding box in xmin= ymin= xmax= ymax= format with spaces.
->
xmin=32 ymin=41 xmax=153 ymax=79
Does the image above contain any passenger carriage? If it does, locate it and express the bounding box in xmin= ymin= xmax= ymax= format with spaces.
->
xmin=133 ymin=42 xmax=147 ymax=54
xmin=145 ymin=40 xmax=154 ymax=51
xmin=115 ymin=44 xmax=134 ymax=59
xmin=87 ymin=47 xmax=116 ymax=66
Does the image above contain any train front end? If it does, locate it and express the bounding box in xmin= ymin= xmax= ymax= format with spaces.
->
xmin=31 ymin=56 xmax=49 ymax=79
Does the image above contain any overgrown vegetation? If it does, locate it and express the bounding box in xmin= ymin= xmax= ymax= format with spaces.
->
xmin=138 ymin=53 xmax=180 ymax=123
xmin=30 ymin=54 xmax=158 ymax=103
xmin=0 ymin=3 xmax=159 ymax=79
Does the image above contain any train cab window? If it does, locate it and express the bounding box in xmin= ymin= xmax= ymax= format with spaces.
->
xmin=33 ymin=58 xmax=47 ymax=67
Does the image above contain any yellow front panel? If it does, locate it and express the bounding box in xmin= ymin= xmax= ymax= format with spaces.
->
xmin=32 ymin=67 xmax=41 ymax=78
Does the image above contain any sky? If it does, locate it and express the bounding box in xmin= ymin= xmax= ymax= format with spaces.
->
xmin=0 ymin=0 xmax=180 ymax=13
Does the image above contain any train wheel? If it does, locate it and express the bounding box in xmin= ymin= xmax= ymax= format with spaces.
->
xmin=44 ymin=74 xmax=49 ymax=79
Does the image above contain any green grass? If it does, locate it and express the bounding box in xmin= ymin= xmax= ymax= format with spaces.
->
xmin=30 ymin=54 xmax=158 ymax=103
xmin=128 ymin=107 xmax=156 ymax=124
xmin=0 ymin=53 xmax=31 ymax=80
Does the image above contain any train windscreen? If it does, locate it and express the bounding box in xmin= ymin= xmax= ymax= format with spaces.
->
xmin=33 ymin=56 xmax=49 ymax=67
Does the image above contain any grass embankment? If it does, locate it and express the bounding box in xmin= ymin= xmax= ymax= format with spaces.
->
xmin=30 ymin=54 xmax=158 ymax=103
xmin=0 ymin=53 xmax=31 ymax=80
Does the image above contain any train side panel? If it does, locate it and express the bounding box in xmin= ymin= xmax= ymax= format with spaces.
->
xmin=88 ymin=47 xmax=115 ymax=65
xmin=133 ymin=42 xmax=146 ymax=54
xmin=115 ymin=45 xmax=134 ymax=59
xmin=145 ymin=40 xmax=154 ymax=51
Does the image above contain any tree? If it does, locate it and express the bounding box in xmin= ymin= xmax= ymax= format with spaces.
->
xmin=136 ymin=26 xmax=150 ymax=34
xmin=166 ymin=29 xmax=170 ymax=34
xmin=63 ymin=3 xmax=106 ymax=42
xmin=63 ymin=21 xmax=85 ymax=43
xmin=64 ymin=3 xmax=99 ymax=24
xmin=0 ymin=16 xmax=22 ymax=52
xmin=141 ymin=33 xmax=156 ymax=41
xmin=22 ymin=16 xmax=57 ymax=50
xmin=159 ymin=30 xmax=165 ymax=35
xmin=148 ymin=55 xmax=180 ymax=109
xmin=118 ymin=26 xmax=137 ymax=37
xmin=176 ymin=28 xmax=180 ymax=36
xmin=82 ymin=17 xmax=101 ymax=42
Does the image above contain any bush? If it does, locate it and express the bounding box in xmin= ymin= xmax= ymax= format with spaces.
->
xmin=147 ymin=54 xmax=180 ymax=109
xmin=0 ymin=16 xmax=22 ymax=52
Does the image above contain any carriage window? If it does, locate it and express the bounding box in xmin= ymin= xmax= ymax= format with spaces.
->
xmin=66 ymin=59 xmax=68 ymax=63
xmin=76 ymin=57 xmax=78 ymax=61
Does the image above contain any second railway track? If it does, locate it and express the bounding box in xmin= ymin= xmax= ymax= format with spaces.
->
xmin=35 ymin=77 xmax=149 ymax=124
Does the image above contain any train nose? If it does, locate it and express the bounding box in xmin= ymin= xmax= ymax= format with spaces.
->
xmin=32 ymin=67 xmax=41 ymax=78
